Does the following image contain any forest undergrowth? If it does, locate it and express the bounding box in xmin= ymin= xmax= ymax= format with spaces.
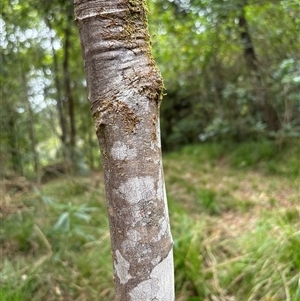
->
xmin=1 ymin=140 xmax=299 ymax=301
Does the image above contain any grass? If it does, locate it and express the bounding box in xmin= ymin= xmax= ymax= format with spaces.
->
xmin=1 ymin=140 xmax=299 ymax=300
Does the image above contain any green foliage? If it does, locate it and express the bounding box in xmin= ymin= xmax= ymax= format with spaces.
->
xmin=166 ymin=139 xmax=300 ymax=178
xmin=1 ymin=175 xmax=110 ymax=300
xmin=164 ymin=142 xmax=299 ymax=299
xmin=226 ymin=140 xmax=300 ymax=177
xmin=1 ymin=212 xmax=35 ymax=253
xmin=222 ymin=216 xmax=300 ymax=300
xmin=2 ymin=0 xmax=299 ymax=175
xmin=0 ymin=280 xmax=31 ymax=301
xmin=0 ymin=260 xmax=40 ymax=301
xmin=173 ymin=216 xmax=205 ymax=298
xmin=148 ymin=0 xmax=300 ymax=149
xmin=52 ymin=202 xmax=98 ymax=239
xmin=196 ymin=188 xmax=220 ymax=215
xmin=32 ymin=187 xmax=54 ymax=206
xmin=229 ymin=140 xmax=277 ymax=168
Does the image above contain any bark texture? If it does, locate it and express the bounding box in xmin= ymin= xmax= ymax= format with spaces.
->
xmin=74 ymin=1 xmax=174 ymax=300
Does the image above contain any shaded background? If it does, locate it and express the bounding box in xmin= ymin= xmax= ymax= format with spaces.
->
xmin=1 ymin=0 xmax=299 ymax=179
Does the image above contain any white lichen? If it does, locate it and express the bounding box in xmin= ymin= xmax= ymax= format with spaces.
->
xmin=114 ymin=250 xmax=132 ymax=284
xmin=150 ymin=249 xmax=174 ymax=300
xmin=122 ymin=229 xmax=141 ymax=251
xmin=111 ymin=141 xmax=137 ymax=161
xmin=151 ymin=256 xmax=161 ymax=266
xmin=131 ymin=205 xmax=144 ymax=224
xmin=129 ymin=278 xmax=159 ymax=300
xmin=156 ymin=170 xmax=164 ymax=201
xmin=129 ymin=249 xmax=174 ymax=301
xmin=156 ymin=119 xmax=162 ymax=149
xmin=163 ymin=184 xmax=170 ymax=223
xmin=152 ymin=217 xmax=168 ymax=242
xmin=150 ymin=141 xmax=155 ymax=150
xmin=118 ymin=176 xmax=155 ymax=204
xmin=127 ymin=229 xmax=141 ymax=241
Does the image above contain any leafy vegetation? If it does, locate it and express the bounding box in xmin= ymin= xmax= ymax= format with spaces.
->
xmin=152 ymin=0 xmax=300 ymax=149
xmin=1 ymin=0 xmax=299 ymax=177
xmin=1 ymin=141 xmax=299 ymax=300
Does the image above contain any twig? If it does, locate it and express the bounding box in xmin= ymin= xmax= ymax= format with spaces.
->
xmin=34 ymin=224 xmax=52 ymax=251
xmin=203 ymin=254 xmax=248 ymax=272
xmin=278 ymin=267 xmax=291 ymax=301
xmin=81 ymin=231 xmax=110 ymax=249
xmin=206 ymin=244 xmax=227 ymax=301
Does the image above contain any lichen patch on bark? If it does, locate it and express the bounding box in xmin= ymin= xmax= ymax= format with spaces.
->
xmin=114 ymin=250 xmax=132 ymax=284
xmin=111 ymin=141 xmax=137 ymax=160
xmin=121 ymin=229 xmax=142 ymax=250
xmin=127 ymin=228 xmax=141 ymax=241
xmin=151 ymin=256 xmax=161 ymax=266
xmin=129 ymin=249 xmax=174 ymax=301
xmin=150 ymin=248 xmax=175 ymax=300
xmin=156 ymin=170 xmax=164 ymax=201
xmin=118 ymin=176 xmax=155 ymax=204
xmin=151 ymin=217 xmax=168 ymax=242
xmin=129 ymin=278 xmax=159 ymax=301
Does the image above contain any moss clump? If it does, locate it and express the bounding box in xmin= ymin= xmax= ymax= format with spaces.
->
xmin=93 ymin=99 xmax=141 ymax=134
xmin=123 ymin=0 xmax=149 ymax=44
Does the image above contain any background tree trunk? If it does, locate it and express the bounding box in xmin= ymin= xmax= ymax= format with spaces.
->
xmin=47 ymin=18 xmax=70 ymax=162
xmin=74 ymin=0 xmax=175 ymax=300
xmin=63 ymin=22 xmax=77 ymax=165
xmin=238 ymin=5 xmax=280 ymax=132
xmin=21 ymin=71 xmax=39 ymax=180
xmin=7 ymin=117 xmax=23 ymax=176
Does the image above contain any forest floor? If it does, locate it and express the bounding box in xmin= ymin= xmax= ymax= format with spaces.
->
xmin=1 ymin=140 xmax=299 ymax=301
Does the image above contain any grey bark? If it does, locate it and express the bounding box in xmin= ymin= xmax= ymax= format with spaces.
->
xmin=74 ymin=1 xmax=174 ymax=300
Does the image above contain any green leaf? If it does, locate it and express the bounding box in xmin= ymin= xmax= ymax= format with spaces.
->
xmin=53 ymin=212 xmax=70 ymax=232
xmin=73 ymin=212 xmax=91 ymax=222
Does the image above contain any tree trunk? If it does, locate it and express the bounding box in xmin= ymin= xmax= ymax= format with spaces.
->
xmin=47 ymin=18 xmax=70 ymax=161
xmin=19 ymin=60 xmax=39 ymax=180
xmin=238 ymin=6 xmax=280 ymax=132
xmin=8 ymin=117 xmax=23 ymax=176
xmin=63 ymin=22 xmax=77 ymax=163
xmin=74 ymin=1 xmax=174 ymax=300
